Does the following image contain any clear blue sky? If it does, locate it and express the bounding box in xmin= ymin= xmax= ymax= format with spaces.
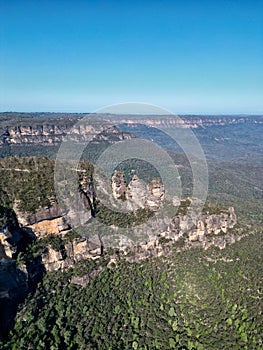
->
xmin=0 ymin=0 xmax=262 ymax=114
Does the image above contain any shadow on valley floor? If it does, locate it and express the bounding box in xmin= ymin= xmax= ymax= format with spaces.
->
xmin=0 ymin=227 xmax=46 ymax=340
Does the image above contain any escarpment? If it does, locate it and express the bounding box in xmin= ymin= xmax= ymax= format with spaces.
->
xmin=0 ymin=161 xmax=239 ymax=272
xmin=0 ymin=153 xmax=240 ymax=325
xmin=0 ymin=117 xmax=133 ymax=146
xmin=26 ymin=205 xmax=239 ymax=272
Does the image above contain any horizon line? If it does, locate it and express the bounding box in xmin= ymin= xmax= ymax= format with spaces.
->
xmin=1 ymin=111 xmax=263 ymax=116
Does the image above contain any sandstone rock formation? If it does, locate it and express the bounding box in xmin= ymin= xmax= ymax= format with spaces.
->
xmin=0 ymin=118 xmax=133 ymax=146
xmin=41 ymin=245 xmax=65 ymax=271
xmin=30 ymin=217 xmax=69 ymax=236
xmin=37 ymin=206 xmax=238 ymax=271
xmin=111 ymin=171 xmax=126 ymax=199
xmin=146 ymin=178 xmax=164 ymax=211
xmin=164 ymin=207 xmax=237 ymax=242
xmin=126 ymin=175 xmax=147 ymax=210
xmin=13 ymin=200 xmax=63 ymax=227
xmin=41 ymin=238 xmax=101 ymax=272
xmin=111 ymin=172 xmax=165 ymax=211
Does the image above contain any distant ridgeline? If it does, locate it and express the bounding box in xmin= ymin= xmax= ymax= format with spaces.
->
xmin=0 ymin=113 xmax=134 ymax=161
xmin=0 ymin=112 xmax=262 ymax=159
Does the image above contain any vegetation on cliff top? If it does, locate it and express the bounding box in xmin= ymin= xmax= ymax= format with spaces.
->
xmin=0 ymin=157 xmax=55 ymax=213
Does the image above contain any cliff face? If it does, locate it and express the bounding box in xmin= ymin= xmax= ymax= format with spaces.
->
xmin=0 ymin=167 xmax=238 ymax=271
xmin=113 ymin=207 xmax=238 ymax=263
xmin=39 ymin=206 xmax=238 ymax=271
xmin=13 ymin=200 xmax=62 ymax=226
xmin=0 ymin=206 xmax=23 ymax=260
xmin=165 ymin=206 xmax=237 ymax=240
xmin=0 ymin=261 xmax=28 ymax=338
xmin=12 ymin=200 xmax=69 ymax=237
xmin=42 ymin=238 xmax=101 ymax=272
xmin=1 ymin=114 xmax=261 ymax=148
xmin=105 ymin=114 xmax=262 ymax=129
xmin=30 ymin=217 xmax=69 ymax=236
xmin=0 ymin=118 xmax=133 ymax=146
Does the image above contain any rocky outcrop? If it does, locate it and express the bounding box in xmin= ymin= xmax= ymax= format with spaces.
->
xmin=70 ymin=267 xmax=103 ymax=287
xmin=41 ymin=245 xmax=65 ymax=271
xmin=111 ymin=171 xmax=126 ymax=199
xmin=164 ymin=206 xmax=237 ymax=242
xmin=126 ymin=175 xmax=147 ymax=210
xmin=146 ymin=178 xmax=164 ymax=211
xmin=65 ymin=238 xmax=101 ymax=263
xmin=41 ymin=238 xmax=101 ymax=272
xmin=111 ymin=172 xmax=164 ymax=211
xmin=29 ymin=217 xmax=69 ymax=236
xmin=0 ymin=211 xmax=23 ymax=260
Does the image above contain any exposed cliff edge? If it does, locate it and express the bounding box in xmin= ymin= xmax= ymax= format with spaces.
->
xmin=0 ymin=166 xmax=239 ymax=271
xmin=39 ymin=206 xmax=238 ymax=271
xmin=0 ymin=117 xmax=133 ymax=146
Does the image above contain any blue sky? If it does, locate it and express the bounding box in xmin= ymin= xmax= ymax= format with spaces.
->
xmin=0 ymin=0 xmax=262 ymax=114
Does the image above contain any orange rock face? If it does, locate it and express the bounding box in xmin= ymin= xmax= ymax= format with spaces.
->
xmin=30 ymin=217 xmax=65 ymax=236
